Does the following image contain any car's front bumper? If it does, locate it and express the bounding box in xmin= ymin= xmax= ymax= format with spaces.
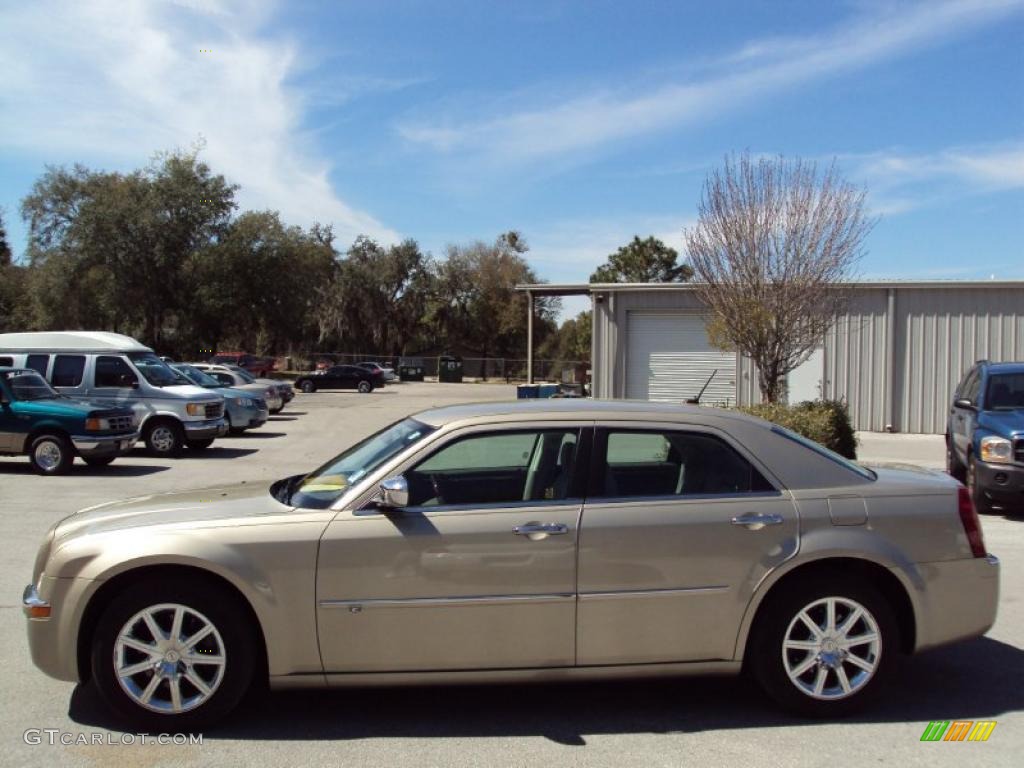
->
xmin=227 ymin=403 xmax=269 ymax=429
xmin=183 ymin=418 xmax=228 ymax=439
xmin=24 ymin=576 xmax=92 ymax=683
xmin=70 ymin=431 xmax=140 ymax=457
xmin=974 ymin=460 xmax=1024 ymax=512
xmin=914 ymin=554 xmax=1000 ymax=652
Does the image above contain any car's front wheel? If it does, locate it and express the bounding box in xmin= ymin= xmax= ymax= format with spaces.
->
xmin=28 ymin=433 xmax=74 ymax=475
xmin=946 ymin=435 xmax=965 ymax=482
xmin=144 ymin=420 xmax=184 ymax=458
xmin=750 ymin=578 xmax=897 ymax=716
xmin=91 ymin=577 xmax=257 ymax=730
xmin=357 ymin=380 xmax=373 ymax=393
xmin=300 ymin=380 xmax=316 ymax=393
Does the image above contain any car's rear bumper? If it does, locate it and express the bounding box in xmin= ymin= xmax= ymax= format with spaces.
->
xmin=71 ymin=431 xmax=139 ymax=457
xmin=914 ymin=554 xmax=1000 ymax=652
xmin=974 ymin=460 xmax=1024 ymax=512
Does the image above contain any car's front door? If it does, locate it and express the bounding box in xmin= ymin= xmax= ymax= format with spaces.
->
xmin=576 ymin=424 xmax=798 ymax=665
xmin=315 ymin=424 xmax=588 ymax=672
xmin=0 ymin=379 xmax=21 ymax=451
xmin=951 ymin=367 xmax=980 ymax=458
xmin=88 ymin=355 xmax=143 ymax=414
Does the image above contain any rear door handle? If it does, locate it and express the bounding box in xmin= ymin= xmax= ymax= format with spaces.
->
xmin=514 ymin=522 xmax=569 ymax=537
xmin=731 ymin=513 xmax=784 ymax=530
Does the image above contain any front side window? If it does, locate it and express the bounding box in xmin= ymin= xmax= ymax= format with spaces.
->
xmin=3 ymin=370 xmax=59 ymax=401
xmin=986 ymin=373 xmax=1024 ymax=410
xmin=406 ymin=429 xmax=580 ymax=507
xmin=95 ymin=356 xmax=138 ymax=388
xmin=963 ymin=368 xmax=982 ymax=404
xmin=289 ymin=418 xmax=436 ymax=509
xmin=226 ymin=365 xmax=255 ymax=383
xmin=51 ymin=355 xmax=85 ymax=387
xmin=594 ymin=429 xmax=774 ymax=499
xmin=172 ymin=364 xmax=220 ymax=387
xmin=212 ymin=372 xmax=235 ymax=386
xmin=127 ymin=352 xmax=187 ymax=386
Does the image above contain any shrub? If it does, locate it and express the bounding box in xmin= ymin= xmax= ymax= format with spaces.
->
xmin=739 ymin=399 xmax=858 ymax=459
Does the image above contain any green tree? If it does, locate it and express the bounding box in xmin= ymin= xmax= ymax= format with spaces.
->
xmin=0 ymin=208 xmax=12 ymax=266
xmin=590 ymin=236 xmax=693 ymax=283
xmin=538 ymin=310 xmax=591 ymax=362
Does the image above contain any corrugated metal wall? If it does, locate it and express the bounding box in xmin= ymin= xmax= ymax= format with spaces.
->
xmin=590 ymin=284 xmax=1024 ymax=434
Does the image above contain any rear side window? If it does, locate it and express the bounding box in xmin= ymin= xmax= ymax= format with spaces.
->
xmin=594 ymin=429 xmax=774 ymax=498
xmin=51 ymin=355 xmax=86 ymax=387
xmin=94 ymin=356 xmax=137 ymax=388
xmin=26 ymin=354 xmax=49 ymax=376
xmin=0 ymin=356 xmax=13 ymax=366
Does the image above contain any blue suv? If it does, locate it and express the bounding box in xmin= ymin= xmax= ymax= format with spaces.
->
xmin=947 ymin=360 xmax=1024 ymax=514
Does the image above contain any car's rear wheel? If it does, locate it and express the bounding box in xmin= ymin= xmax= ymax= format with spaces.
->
xmin=750 ymin=578 xmax=897 ymax=716
xmin=83 ymin=455 xmax=117 ymax=468
xmin=967 ymin=455 xmax=994 ymax=514
xmin=300 ymin=381 xmax=316 ymax=394
xmin=357 ymin=380 xmax=372 ymax=393
xmin=144 ymin=420 xmax=184 ymax=458
xmin=28 ymin=433 xmax=74 ymax=475
xmin=91 ymin=577 xmax=256 ymax=730
xmin=946 ymin=435 xmax=965 ymax=482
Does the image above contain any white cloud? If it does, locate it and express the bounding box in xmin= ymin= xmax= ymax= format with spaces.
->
xmin=0 ymin=0 xmax=399 ymax=244
xmin=398 ymin=0 xmax=1024 ymax=164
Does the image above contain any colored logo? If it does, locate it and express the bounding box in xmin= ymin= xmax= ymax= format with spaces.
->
xmin=920 ymin=720 xmax=996 ymax=742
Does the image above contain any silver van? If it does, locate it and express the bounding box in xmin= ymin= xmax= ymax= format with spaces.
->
xmin=0 ymin=332 xmax=227 ymax=457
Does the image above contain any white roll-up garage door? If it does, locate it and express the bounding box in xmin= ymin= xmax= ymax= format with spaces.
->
xmin=625 ymin=312 xmax=737 ymax=404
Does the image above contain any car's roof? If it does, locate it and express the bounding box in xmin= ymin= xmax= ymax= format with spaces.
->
xmin=985 ymin=361 xmax=1024 ymax=374
xmin=0 ymin=331 xmax=151 ymax=353
xmin=412 ymin=398 xmax=769 ymax=429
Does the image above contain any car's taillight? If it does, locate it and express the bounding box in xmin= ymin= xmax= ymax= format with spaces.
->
xmin=957 ymin=486 xmax=986 ymax=558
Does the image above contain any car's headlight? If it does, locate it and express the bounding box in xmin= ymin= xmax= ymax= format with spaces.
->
xmin=186 ymin=403 xmax=203 ymax=416
xmin=979 ymin=435 xmax=1013 ymax=464
xmin=233 ymin=397 xmax=254 ymax=407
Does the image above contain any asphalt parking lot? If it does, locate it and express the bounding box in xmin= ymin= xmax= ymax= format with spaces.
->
xmin=1 ymin=383 xmax=1021 ymax=767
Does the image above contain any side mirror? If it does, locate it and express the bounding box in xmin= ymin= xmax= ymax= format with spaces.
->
xmin=955 ymin=398 xmax=975 ymax=410
xmin=378 ymin=475 xmax=409 ymax=509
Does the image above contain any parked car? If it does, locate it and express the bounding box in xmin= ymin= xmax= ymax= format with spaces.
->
xmin=947 ymin=360 xmax=1024 ymax=513
xmin=295 ymin=364 xmax=380 ymax=393
xmin=0 ymin=332 xmax=226 ymax=457
xmin=209 ymin=352 xmax=276 ymax=377
xmin=221 ymin=364 xmax=294 ymax=410
xmin=187 ymin=363 xmax=283 ymax=413
xmin=0 ymin=367 xmax=138 ymax=474
xmin=171 ymin=364 xmax=268 ymax=435
xmin=24 ymin=400 xmax=997 ymax=729
xmin=357 ymin=361 xmax=397 ymax=382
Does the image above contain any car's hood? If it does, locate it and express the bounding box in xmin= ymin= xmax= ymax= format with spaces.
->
xmin=978 ymin=409 xmax=1024 ymax=437
xmin=164 ymin=384 xmax=223 ymax=401
xmin=13 ymin=398 xmax=132 ymax=418
xmin=54 ymin=482 xmax=293 ymax=543
xmin=214 ymin=386 xmax=257 ymax=400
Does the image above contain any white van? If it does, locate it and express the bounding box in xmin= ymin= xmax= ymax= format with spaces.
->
xmin=0 ymin=331 xmax=227 ymax=457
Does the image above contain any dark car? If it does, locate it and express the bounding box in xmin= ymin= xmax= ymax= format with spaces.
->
xmin=295 ymin=365 xmax=380 ymax=394
xmin=947 ymin=360 xmax=1024 ymax=513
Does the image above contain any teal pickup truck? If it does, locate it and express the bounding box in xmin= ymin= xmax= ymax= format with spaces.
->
xmin=0 ymin=367 xmax=139 ymax=475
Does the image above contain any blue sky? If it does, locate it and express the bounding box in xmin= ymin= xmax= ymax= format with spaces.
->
xmin=1 ymin=0 xmax=1022 ymax=319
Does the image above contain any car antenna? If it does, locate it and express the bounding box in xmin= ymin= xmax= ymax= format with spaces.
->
xmin=685 ymin=369 xmax=717 ymax=405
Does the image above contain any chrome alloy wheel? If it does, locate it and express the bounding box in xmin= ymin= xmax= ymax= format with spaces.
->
xmin=149 ymin=426 xmax=176 ymax=454
xmin=782 ymin=596 xmax=881 ymax=700
xmin=33 ymin=440 xmax=63 ymax=471
xmin=114 ymin=603 xmax=227 ymax=714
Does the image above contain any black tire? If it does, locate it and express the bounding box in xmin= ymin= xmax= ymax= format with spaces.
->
xmin=300 ymin=380 xmax=316 ymax=394
xmin=90 ymin=576 xmax=257 ymax=731
xmin=186 ymin=438 xmax=214 ymax=450
xmin=28 ymin=433 xmax=74 ymax=475
xmin=357 ymin=380 xmax=373 ymax=394
xmin=967 ymin=455 xmax=994 ymax=514
xmin=946 ymin=436 xmax=966 ymax=482
xmin=269 ymin=405 xmax=283 ymax=415
xmin=83 ymin=455 xmax=116 ymax=468
xmin=749 ymin=576 xmax=898 ymax=717
xmin=144 ymin=419 xmax=185 ymax=458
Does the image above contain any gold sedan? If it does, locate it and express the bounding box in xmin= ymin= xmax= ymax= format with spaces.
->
xmin=24 ymin=400 xmax=999 ymax=729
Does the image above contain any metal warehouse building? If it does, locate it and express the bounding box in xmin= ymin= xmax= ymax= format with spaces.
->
xmin=519 ymin=281 xmax=1024 ymax=434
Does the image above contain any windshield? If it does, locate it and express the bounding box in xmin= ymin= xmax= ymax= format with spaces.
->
xmin=771 ymin=425 xmax=876 ymax=481
xmin=173 ymin=364 xmax=220 ymax=388
xmin=128 ymin=352 xmax=189 ymax=387
xmin=287 ymin=418 xmax=435 ymax=509
xmin=986 ymin=373 xmax=1024 ymax=410
xmin=4 ymin=370 xmax=60 ymax=401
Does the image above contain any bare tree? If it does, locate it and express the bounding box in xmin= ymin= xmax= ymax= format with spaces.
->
xmin=684 ymin=153 xmax=875 ymax=403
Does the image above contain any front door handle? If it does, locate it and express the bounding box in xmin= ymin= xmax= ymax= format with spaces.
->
xmin=731 ymin=513 xmax=784 ymax=530
xmin=514 ymin=522 xmax=569 ymax=538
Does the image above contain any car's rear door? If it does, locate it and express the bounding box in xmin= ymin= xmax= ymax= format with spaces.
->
xmin=315 ymin=423 xmax=590 ymax=672
xmin=576 ymin=423 xmax=797 ymax=665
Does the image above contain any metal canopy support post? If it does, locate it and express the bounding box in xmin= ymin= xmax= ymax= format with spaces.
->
xmin=526 ymin=290 xmax=534 ymax=384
